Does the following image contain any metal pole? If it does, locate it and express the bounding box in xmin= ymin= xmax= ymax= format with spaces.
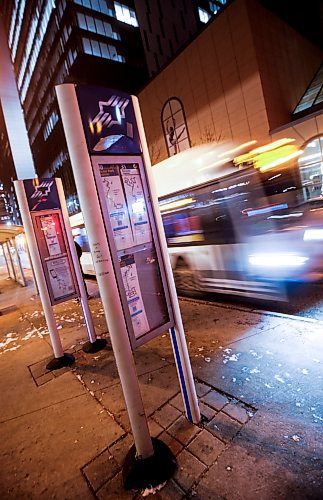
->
xmin=56 ymin=178 xmax=97 ymax=344
xmin=6 ymin=241 xmax=17 ymax=281
xmin=132 ymin=96 xmax=201 ymax=424
xmin=14 ymin=180 xmax=64 ymax=359
xmin=2 ymin=243 xmax=11 ymax=277
xmin=12 ymin=237 xmax=26 ymax=287
xmin=56 ymin=83 xmax=154 ymax=459
xmin=26 ymin=242 xmax=39 ymax=294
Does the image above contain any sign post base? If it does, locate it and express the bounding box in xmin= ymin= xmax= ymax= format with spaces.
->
xmin=46 ymin=353 xmax=75 ymax=371
xmin=122 ymin=438 xmax=177 ymax=491
xmin=82 ymin=338 xmax=107 ymax=353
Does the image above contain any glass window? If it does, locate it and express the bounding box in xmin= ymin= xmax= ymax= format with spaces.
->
xmin=104 ymin=21 xmax=113 ymax=37
xmin=209 ymin=1 xmax=219 ymax=14
xmin=161 ymin=98 xmax=191 ymax=157
xmin=82 ymin=37 xmax=92 ymax=54
xmin=198 ymin=7 xmax=211 ymax=24
xmin=293 ymin=64 xmax=323 ymax=114
xmin=109 ymin=44 xmax=117 ymax=59
xmin=298 ymin=137 xmax=323 ymax=200
xmin=95 ymin=18 xmax=105 ymax=35
xmin=114 ymin=2 xmax=138 ymax=27
xmin=100 ymin=42 xmax=109 ymax=58
xmin=86 ymin=14 xmax=96 ymax=32
xmin=90 ymin=39 xmax=101 ymax=56
xmin=77 ymin=12 xmax=87 ymax=29
xmin=91 ymin=0 xmax=100 ymax=10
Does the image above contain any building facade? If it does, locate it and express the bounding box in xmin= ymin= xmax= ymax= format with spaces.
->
xmin=0 ymin=0 xmax=147 ymax=211
xmin=134 ymin=0 xmax=229 ymax=77
xmin=138 ymin=0 xmax=323 ymax=198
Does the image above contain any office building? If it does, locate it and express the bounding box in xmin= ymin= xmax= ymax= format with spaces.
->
xmin=0 ymin=0 xmax=147 ymax=211
xmin=137 ymin=0 xmax=322 ymax=200
xmin=134 ymin=0 xmax=229 ymax=77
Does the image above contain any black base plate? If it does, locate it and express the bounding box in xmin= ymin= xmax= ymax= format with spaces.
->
xmin=82 ymin=338 xmax=107 ymax=353
xmin=123 ymin=437 xmax=177 ymax=491
xmin=46 ymin=353 xmax=75 ymax=371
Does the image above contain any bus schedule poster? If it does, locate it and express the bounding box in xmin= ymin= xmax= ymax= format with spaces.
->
xmin=46 ymin=256 xmax=76 ymax=301
xmin=99 ymin=164 xmax=134 ymax=250
xmin=120 ymin=253 xmax=150 ymax=338
xmin=120 ymin=164 xmax=152 ymax=246
xmin=31 ymin=209 xmax=79 ymax=305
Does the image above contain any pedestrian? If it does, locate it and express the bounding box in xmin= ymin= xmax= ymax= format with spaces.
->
xmin=74 ymin=240 xmax=90 ymax=298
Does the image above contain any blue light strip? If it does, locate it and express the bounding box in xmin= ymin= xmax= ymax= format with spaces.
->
xmin=170 ymin=327 xmax=192 ymax=422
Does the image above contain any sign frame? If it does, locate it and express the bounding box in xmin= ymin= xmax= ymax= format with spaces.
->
xmin=91 ymin=154 xmax=174 ymax=348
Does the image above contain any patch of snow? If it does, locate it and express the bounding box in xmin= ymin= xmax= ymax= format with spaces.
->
xmin=141 ymin=481 xmax=166 ymax=497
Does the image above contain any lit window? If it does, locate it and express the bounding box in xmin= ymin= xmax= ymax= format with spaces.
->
xmin=209 ymin=1 xmax=219 ymax=14
xmin=109 ymin=44 xmax=117 ymax=59
xmin=43 ymin=111 xmax=59 ymax=140
xmin=77 ymin=12 xmax=119 ymax=39
xmin=77 ymin=13 xmax=87 ymax=29
xmin=293 ymin=64 xmax=323 ymax=114
xmin=298 ymin=136 xmax=323 ymax=200
xmin=198 ymin=7 xmax=211 ymax=24
xmin=114 ymin=2 xmax=138 ymax=27
xmin=100 ymin=42 xmax=109 ymax=58
xmin=18 ymin=0 xmax=56 ymax=102
xmin=91 ymin=39 xmax=101 ymax=56
xmin=82 ymin=37 xmax=125 ymax=62
xmin=73 ymin=0 xmax=114 ymax=17
xmin=82 ymin=37 xmax=92 ymax=54
xmin=95 ymin=18 xmax=105 ymax=35
xmin=11 ymin=0 xmax=26 ymax=60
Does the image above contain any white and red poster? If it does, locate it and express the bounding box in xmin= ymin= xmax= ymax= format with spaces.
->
xmin=40 ymin=214 xmax=62 ymax=256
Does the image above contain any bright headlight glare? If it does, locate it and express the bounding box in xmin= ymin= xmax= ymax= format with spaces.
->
xmin=249 ymin=253 xmax=308 ymax=267
xmin=303 ymin=229 xmax=323 ymax=241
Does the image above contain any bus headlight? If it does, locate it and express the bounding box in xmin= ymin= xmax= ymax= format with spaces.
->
xmin=303 ymin=229 xmax=323 ymax=241
xmin=248 ymin=253 xmax=308 ymax=267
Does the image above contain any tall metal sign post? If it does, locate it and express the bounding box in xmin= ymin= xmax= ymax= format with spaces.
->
xmin=14 ymin=177 xmax=106 ymax=370
xmin=56 ymin=84 xmax=200 ymax=490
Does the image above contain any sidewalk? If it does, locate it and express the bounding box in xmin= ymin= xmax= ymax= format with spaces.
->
xmin=0 ymin=271 xmax=322 ymax=499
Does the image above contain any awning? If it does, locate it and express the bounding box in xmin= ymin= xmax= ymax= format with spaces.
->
xmin=0 ymin=224 xmax=24 ymax=245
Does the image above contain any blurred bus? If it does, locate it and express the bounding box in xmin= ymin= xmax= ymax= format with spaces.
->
xmin=69 ymin=139 xmax=323 ymax=300
xmin=154 ymin=139 xmax=322 ymax=300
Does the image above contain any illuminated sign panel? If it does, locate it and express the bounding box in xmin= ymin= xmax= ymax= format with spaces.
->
xmin=75 ymin=85 xmax=141 ymax=155
xmin=23 ymin=179 xmax=79 ymax=305
xmin=74 ymin=82 xmax=173 ymax=348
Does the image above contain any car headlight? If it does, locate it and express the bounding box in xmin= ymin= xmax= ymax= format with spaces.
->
xmin=249 ymin=253 xmax=308 ymax=267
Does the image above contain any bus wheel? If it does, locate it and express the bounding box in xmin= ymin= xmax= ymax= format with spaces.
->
xmin=174 ymin=258 xmax=201 ymax=296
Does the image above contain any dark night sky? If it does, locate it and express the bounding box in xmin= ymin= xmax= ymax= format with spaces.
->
xmin=260 ymin=0 xmax=323 ymax=49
